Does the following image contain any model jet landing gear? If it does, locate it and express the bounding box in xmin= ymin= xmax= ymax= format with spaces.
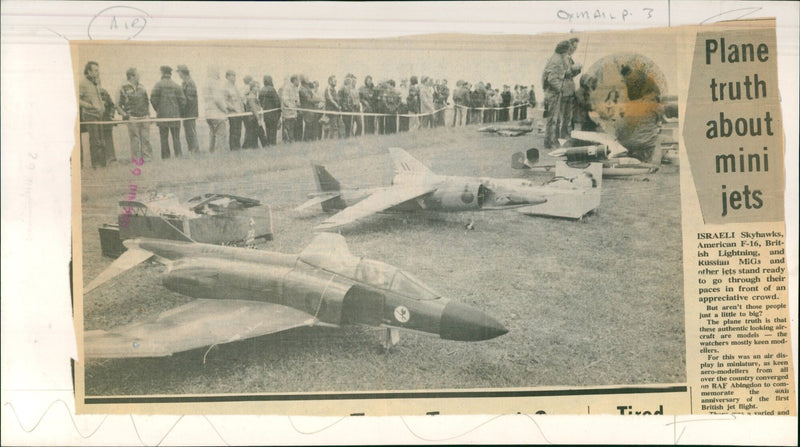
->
xmin=382 ymin=327 xmax=400 ymax=352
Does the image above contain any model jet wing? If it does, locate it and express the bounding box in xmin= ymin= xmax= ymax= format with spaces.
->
xmin=315 ymin=183 xmax=435 ymax=230
xmin=84 ymin=298 xmax=317 ymax=358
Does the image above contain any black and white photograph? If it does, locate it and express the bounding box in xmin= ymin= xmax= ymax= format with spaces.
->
xmin=74 ymin=31 xmax=685 ymax=405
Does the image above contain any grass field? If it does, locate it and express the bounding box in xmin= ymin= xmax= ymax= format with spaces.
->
xmin=80 ymin=117 xmax=685 ymax=396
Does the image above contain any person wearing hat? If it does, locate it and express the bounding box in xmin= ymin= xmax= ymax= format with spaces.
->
xmin=176 ymin=64 xmax=199 ymax=154
xmin=150 ymin=65 xmax=187 ymax=159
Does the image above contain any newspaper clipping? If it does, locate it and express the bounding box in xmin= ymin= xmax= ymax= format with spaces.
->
xmin=70 ymin=20 xmax=794 ymax=416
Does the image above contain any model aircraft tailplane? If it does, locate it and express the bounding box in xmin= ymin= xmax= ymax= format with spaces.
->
xmin=83 ymin=244 xmax=153 ymax=293
xmin=295 ymin=164 xmax=347 ymax=212
xmin=295 ymin=192 xmax=342 ymax=212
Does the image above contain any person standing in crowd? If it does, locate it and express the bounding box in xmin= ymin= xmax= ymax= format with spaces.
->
xmin=469 ymin=82 xmax=485 ymax=125
xmin=203 ymin=66 xmax=228 ymax=152
xmin=463 ymin=82 xmax=472 ymax=125
xmin=78 ymin=61 xmax=106 ymax=168
xmin=176 ymin=65 xmax=199 ymax=154
xmin=433 ymin=79 xmax=449 ymax=127
xmin=484 ymin=84 xmax=496 ymax=123
xmin=397 ymin=78 xmax=409 ymax=133
xmin=243 ymin=79 xmax=268 ymax=148
xmin=324 ymin=75 xmax=341 ymax=139
xmin=489 ymin=88 xmax=502 ymax=123
xmin=382 ymin=80 xmax=400 ymax=134
xmin=542 ymin=39 xmax=581 ymax=148
xmin=418 ymin=76 xmax=434 ymax=129
xmin=259 ymin=75 xmax=281 ymax=146
xmin=224 ymin=70 xmax=244 ymax=150
xmin=118 ymin=67 xmax=153 ymax=161
xmin=99 ymin=84 xmax=117 ymax=163
xmin=512 ymin=85 xmax=522 ymax=120
xmin=519 ymin=86 xmax=529 ymax=120
xmin=573 ymin=74 xmax=598 ymax=132
xmin=299 ymin=76 xmax=319 ymax=141
xmin=338 ymin=76 xmax=355 ymax=138
xmin=500 ymin=85 xmax=512 ymax=122
xmin=348 ymin=75 xmax=362 ymax=136
xmin=406 ymin=76 xmax=420 ymax=131
xmin=451 ymin=81 xmax=466 ymax=127
xmin=280 ymin=75 xmax=300 ymax=143
xmin=528 ymin=84 xmax=537 ymax=112
xmin=292 ymin=77 xmax=306 ymax=143
xmin=359 ymin=76 xmax=377 ymax=134
xmin=150 ymin=65 xmax=186 ymax=159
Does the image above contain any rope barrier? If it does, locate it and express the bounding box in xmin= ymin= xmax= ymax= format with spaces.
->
xmin=80 ymin=102 xmax=532 ymax=125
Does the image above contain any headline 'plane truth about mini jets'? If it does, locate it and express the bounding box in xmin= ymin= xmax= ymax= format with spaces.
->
xmin=83 ymin=233 xmax=508 ymax=358
xmin=296 ymin=147 xmax=602 ymax=229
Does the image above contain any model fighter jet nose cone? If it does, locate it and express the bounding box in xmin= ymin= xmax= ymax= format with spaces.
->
xmin=439 ymin=302 xmax=508 ymax=341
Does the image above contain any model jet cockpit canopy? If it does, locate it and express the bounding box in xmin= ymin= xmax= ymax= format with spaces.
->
xmin=354 ymin=259 xmax=440 ymax=300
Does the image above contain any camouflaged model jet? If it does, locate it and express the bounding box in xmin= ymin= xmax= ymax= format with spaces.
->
xmin=83 ymin=233 xmax=507 ymax=358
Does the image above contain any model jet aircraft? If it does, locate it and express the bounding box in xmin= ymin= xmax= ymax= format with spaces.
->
xmin=511 ymin=130 xmax=659 ymax=178
xmin=83 ymin=233 xmax=507 ymax=358
xmin=296 ymin=147 xmax=602 ymax=229
xmin=477 ymin=119 xmax=535 ymax=137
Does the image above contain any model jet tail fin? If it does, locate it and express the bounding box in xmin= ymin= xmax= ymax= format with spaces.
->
xmin=84 ymin=241 xmax=153 ymax=293
xmin=312 ymin=164 xmax=341 ymax=192
xmin=389 ymin=147 xmax=435 ymax=177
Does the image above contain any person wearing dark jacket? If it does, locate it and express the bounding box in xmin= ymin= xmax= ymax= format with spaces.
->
xmin=150 ymin=65 xmax=186 ymax=159
xmin=99 ymin=85 xmax=117 ymax=163
xmin=573 ymin=74 xmax=598 ymax=131
xmin=259 ymin=75 xmax=281 ymax=146
xmin=359 ymin=76 xmax=377 ymax=134
xmin=499 ymin=85 xmax=512 ymax=122
xmin=299 ymin=77 xmax=320 ymax=141
xmin=177 ymin=64 xmax=199 ymax=153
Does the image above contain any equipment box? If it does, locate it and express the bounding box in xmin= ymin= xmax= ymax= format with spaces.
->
xmin=98 ymin=224 xmax=125 ymax=258
xmin=99 ymin=194 xmax=274 ymax=258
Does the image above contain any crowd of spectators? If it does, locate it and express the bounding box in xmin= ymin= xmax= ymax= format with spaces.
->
xmin=79 ymin=62 xmax=539 ymax=168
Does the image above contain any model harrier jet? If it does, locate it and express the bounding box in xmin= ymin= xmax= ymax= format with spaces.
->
xmin=83 ymin=233 xmax=507 ymax=358
xmin=296 ymin=147 xmax=602 ymax=229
